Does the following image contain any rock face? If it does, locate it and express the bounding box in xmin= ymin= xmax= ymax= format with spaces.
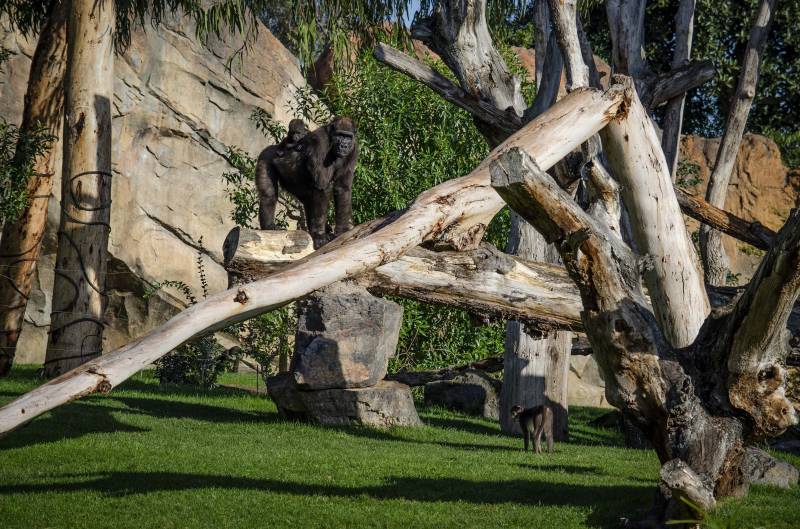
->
xmin=292 ymin=282 xmax=403 ymax=389
xmin=424 ymin=369 xmax=501 ymax=419
xmin=0 ymin=14 xmax=312 ymax=363
xmin=567 ymin=355 xmax=612 ymax=409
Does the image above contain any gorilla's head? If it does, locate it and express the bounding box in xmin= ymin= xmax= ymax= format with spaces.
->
xmin=287 ymin=119 xmax=308 ymax=144
xmin=329 ymin=116 xmax=356 ymax=158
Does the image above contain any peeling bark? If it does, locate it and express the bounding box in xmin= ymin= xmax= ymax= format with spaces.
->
xmin=0 ymin=0 xmax=68 ymax=376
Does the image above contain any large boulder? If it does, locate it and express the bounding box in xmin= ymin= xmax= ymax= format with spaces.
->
xmin=292 ymin=282 xmax=403 ymax=390
xmin=0 ymin=14 xmax=314 ymax=363
xmin=266 ymin=372 xmax=307 ymax=419
xmin=299 ymin=381 xmax=422 ymax=427
xmin=424 ymin=369 xmax=501 ymax=419
xmin=267 ymin=374 xmax=421 ymax=428
xmin=742 ymin=446 xmax=799 ymax=489
xmin=567 ymin=354 xmax=612 ymax=408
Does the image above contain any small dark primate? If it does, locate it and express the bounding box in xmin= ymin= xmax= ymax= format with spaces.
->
xmin=510 ymin=403 xmax=554 ymax=454
xmin=276 ymin=119 xmax=308 ymax=156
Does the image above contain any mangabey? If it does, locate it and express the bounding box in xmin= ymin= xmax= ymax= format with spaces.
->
xmin=255 ymin=116 xmax=358 ymax=248
xmin=510 ymin=404 xmax=554 ymax=454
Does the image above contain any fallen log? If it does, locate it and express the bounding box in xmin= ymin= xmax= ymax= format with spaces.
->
xmin=223 ymin=231 xmax=584 ymax=332
xmin=0 ymin=85 xmax=627 ymax=436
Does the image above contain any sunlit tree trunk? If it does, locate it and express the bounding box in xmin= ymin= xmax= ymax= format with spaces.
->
xmin=0 ymin=0 xmax=68 ymax=376
xmin=44 ymin=0 xmax=115 ymax=377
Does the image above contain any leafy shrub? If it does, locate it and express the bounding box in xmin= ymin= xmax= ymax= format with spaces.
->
xmin=147 ymin=239 xmax=238 ymax=389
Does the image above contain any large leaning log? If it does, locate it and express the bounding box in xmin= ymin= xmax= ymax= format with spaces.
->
xmin=223 ymin=231 xmax=584 ymax=332
xmin=0 ymin=85 xmax=627 ymax=435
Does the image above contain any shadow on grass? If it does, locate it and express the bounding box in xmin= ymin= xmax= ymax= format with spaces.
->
xmin=422 ymin=415 xmax=503 ymax=437
xmin=0 ymin=382 xmax=280 ymax=451
xmin=0 ymin=470 xmax=651 ymax=527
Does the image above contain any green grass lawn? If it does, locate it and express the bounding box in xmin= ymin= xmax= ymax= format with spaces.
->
xmin=1 ymin=365 xmax=798 ymax=529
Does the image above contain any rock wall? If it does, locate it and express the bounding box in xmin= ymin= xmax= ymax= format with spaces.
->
xmin=0 ymin=14 xmax=313 ymax=363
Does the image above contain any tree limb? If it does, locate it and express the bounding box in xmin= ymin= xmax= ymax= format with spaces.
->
xmin=661 ymin=0 xmax=697 ymax=179
xmin=373 ymin=43 xmax=522 ymax=135
xmin=387 ymin=355 xmax=503 ymax=386
xmin=701 ymin=0 xmax=776 ymax=286
xmin=600 ymin=76 xmax=709 ymax=347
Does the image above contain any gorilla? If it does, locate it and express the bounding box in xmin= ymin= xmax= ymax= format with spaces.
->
xmin=255 ymin=116 xmax=358 ymax=249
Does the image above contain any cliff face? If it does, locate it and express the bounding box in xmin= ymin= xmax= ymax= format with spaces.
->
xmin=0 ymin=15 xmax=311 ymax=362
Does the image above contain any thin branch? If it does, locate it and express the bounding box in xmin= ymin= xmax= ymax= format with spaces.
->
xmin=701 ymin=0 xmax=776 ymax=285
xmin=661 ymin=0 xmax=697 ymax=179
xmin=373 ymin=43 xmax=522 ymax=134
xmin=387 ymin=355 xmax=503 ymax=386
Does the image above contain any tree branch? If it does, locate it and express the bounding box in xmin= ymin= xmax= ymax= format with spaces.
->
xmin=0 ymin=86 xmax=628 ymax=435
xmin=701 ymin=0 xmax=776 ymax=286
xmin=387 ymin=355 xmax=503 ymax=386
xmin=723 ymin=208 xmax=800 ymax=436
xmin=647 ymin=60 xmax=714 ymax=108
xmin=600 ymin=76 xmax=709 ymax=347
xmin=373 ymin=43 xmax=522 ymax=134
xmin=661 ymin=0 xmax=697 ymax=179
xmin=675 ymin=188 xmax=775 ymax=250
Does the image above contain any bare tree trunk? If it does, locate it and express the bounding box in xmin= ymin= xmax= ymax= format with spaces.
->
xmin=0 ymin=86 xmax=627 ymax=435
xmin=43 ymin=0 xmax=114 ymax=377
xmin=661 ymin=0 xmax=695 ymax=180
xmin=700 ymin=0 xmax=775 ymax=286
xmin=601 ymin=77 xmax=709 ymax=347
xmin=0 ymin=0 xmax=68 ymax=377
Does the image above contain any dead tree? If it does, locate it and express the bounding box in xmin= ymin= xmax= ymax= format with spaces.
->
xmin=43 ymin=0 xmax=115 ymax=377
xmin=412 ymin=0 xmax=572 ymax=439
xmin=491 ymin=77 xmax=797 ymax=523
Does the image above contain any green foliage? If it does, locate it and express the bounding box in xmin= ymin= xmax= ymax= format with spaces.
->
xmin=227 ymin=306 xmax=296 ymax=382
xmin=146 ymin=242 xmax=236 ymax=389
xmin=0 ymin=119 xmax=55 ymax=225
xmin=154 ymin=334 xmax=235 ymax=388
xmin=675 ymin=159 xmax=703 ymax=188
xmin=221 ymin=146 xmax=261 ymax=229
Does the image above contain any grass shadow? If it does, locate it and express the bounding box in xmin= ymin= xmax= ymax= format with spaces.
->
xmin=0 ymin=471 xmax=652 ymax=527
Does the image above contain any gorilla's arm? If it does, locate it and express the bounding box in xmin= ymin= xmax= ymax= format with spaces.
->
xmin=255 ymin=145 xmax=280 ymax=229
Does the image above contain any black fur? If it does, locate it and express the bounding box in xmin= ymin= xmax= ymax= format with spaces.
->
xmin=255 ymin=116 xmax=358 ymax=248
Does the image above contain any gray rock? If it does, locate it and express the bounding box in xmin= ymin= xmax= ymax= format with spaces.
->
xmin=266 ymin=372 xmax=307 ymax=419
xmin=424 ymin=369 xmax=501 ymax=419
xmin=292 ymin=282 xmax=403 ymax=390
xmin=300 ymin=381 xmax=422 ymax=428
xmin=771 ymin=439 xmax=800 ymax=456
xmin=742 ymin=446 xmax=799 ymax=489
